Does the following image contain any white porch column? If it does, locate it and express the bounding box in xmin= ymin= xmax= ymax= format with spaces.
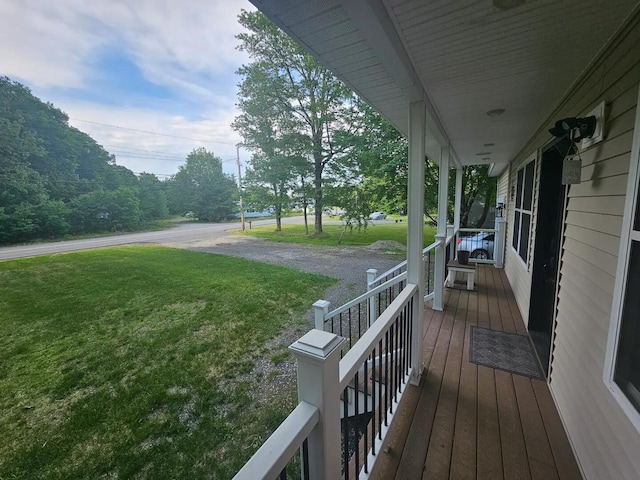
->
xmin=454 ymin=166 xmax=463 ymax=232
xmin=289 ymin=330 xmax=345 ymax=480
xmin=494 ymin=217 xmax=507 ymax=268
xmin=433 ymin=145 xmax=450 ymax=311
xmin=407 ymin=101 xmax=425 ymax=385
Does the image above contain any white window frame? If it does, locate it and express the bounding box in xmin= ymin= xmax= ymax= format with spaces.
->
xmin=604 ymin=85 xmax=640 ymax=433
xmin=511 ymin=155 xmax=536 ymax=270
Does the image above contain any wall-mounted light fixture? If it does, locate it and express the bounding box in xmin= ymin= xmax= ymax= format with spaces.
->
xmin=549 ymin=105 xmax=606 ymax=185
xmin=549 ymin=116 xmax=597 ymax=142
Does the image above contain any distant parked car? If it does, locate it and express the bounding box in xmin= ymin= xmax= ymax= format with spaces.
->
xmin=457 ymin=232 xmax=495 ymax=260
xmin=369 ymin=212 xmax=387 ymax=220
xmin=184 ymin=211 xmax=195 ymax=218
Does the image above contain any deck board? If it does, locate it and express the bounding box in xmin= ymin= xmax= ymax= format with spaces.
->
xmin=422 ymin=292 xmax=466 ymax=479
xmin=377 ymin=266 xmax=583 ymax=480
xmin=495 ymin=369 xmax=532 ymax=480
xmin=449 ymin=290 xmax=477 ymax=480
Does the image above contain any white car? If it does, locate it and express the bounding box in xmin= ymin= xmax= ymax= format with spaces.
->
xmin=457 ymin=232 xmax=495 ymax=259
xmin=369 ymin=212 xmax=387 ymax=220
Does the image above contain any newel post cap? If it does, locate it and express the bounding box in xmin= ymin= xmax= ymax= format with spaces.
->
xmin=312 ymin=299 xmax=330 ymax=309
xmin=289 ymin=329 xmax=344 ymax=360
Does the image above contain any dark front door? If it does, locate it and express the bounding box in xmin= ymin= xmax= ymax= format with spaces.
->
xmin=528 ymin=139 xmax=569 ymax=375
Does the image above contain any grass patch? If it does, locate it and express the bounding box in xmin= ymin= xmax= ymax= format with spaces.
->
xmin=230 ymin=223 xmax=437 ymax=247
xmin=270 ymin=351 xmax=290 ymax=365
xmin=0 ymin=246 xmax=335 ymax=479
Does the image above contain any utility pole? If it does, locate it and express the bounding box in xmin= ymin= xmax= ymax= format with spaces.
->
xmin=236 ymin=144 xmax=245 ymax=231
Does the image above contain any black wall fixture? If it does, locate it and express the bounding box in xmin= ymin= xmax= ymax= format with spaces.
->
xmin=549 ymin=116 xmax=597 ymax=142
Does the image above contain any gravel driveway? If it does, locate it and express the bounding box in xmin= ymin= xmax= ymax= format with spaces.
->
xmin=188 ymin=235 xmax=403 ymax=311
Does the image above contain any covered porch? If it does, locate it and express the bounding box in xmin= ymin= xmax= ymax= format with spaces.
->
xmin=234 ymin=1 xmax=640 ymax=479
xmin=375 ymin=265 xmax=582 ymax=480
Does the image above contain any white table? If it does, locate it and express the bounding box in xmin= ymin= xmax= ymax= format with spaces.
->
xmin=446 ymin=260 xmax=476 ymax=290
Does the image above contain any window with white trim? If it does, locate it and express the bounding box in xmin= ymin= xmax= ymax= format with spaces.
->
xmin=614 ymin=224 xmax=640 ymax=412
xmin=605 ymin=86 xmax=640 ymax=431
xmin=512 ymin=159 xmax=535 ymax=264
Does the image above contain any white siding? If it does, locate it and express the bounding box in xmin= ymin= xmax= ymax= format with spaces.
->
xmin=503 ymin=10 xmax=640 ymax=480
xmin=497 ymin=165 xmax=509 ymax=201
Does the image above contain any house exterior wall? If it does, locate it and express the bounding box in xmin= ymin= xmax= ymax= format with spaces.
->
xmin=504 ymin=150 xmax=538 ymax=327
xmin=503 ymin=10 xmax=640 ymax=480
xmin=497 ymin=168 xmax=509 ymax=201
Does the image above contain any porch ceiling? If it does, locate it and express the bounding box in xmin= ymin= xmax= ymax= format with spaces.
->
xmin=250 ymin=0 xmax=638 ymax=173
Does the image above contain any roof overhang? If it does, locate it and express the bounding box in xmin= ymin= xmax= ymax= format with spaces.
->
xmin=250 ymin=0 xmax=638 ymax=171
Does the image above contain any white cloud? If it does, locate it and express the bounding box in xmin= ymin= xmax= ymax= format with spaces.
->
xmin=0 ymin=0 xmax=257 ymax=177
xmin=0 ymin=1 xmax=103 ymax=87
xmin=0 ymin=0 xmax=252 ymax=92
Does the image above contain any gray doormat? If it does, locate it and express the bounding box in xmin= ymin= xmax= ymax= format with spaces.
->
xmin=469 ymin=326 xmax=544 ymax=379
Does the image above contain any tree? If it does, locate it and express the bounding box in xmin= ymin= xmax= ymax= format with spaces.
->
xmin=69 ymin=188 xmax=141 ymax=233
xmin=0 ymin=77 xmax=152 ymax=243
xmin=137 ymin=173 xmax=169 ymax=221
xmin=290 ymin=155 xmax=314 ymax=235
xmin=336 ymin=101 xmax=497 ymax=227
xmin=454 ymin=165 xmax=496 ymax=227
xmin=331 ymin=100 xmax=411 ymax=215
xmin=0 ymin=106 xmax=56 ymax=242
xmin=169 ymin=148 xmax=237 ymax=222
xmin=234 ymin=10 xmax=356 ymax=235
xmin=232 ymin=81 xmax=303 ymax=231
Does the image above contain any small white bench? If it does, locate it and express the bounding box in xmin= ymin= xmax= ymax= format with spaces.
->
xmin=446 ymin=260 xmax=476 ymax=291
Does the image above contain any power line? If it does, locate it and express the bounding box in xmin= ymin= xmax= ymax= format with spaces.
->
xmin=70 ymin=118 xmax=239 ymax=146
xmin=109 ymin=151 xmax=187 ymax=162
xmin=103 ymin=144 xmax=190 ymax=155
xmin=110 ymin=152 xmax=237 ymax=164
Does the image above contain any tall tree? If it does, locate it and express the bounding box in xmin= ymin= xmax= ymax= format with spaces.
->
xmin=137 ymin=173 xmax=169 ymax=221
xmin=339 ymin=102 xmax=496 ymax=227
xmin=455 ymin=165 xmax=496 ymax=227
xmin=169 ymin=148 xmax=238 ymax=222
xmin=233 ymin=80 xmax=304 ymax=231
xmin=0 ymin=76 xmax=155 ymax=243
xmin=234 ymin=10 xmax=355 ymax=235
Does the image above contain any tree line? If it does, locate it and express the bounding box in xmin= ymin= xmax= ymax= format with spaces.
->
xmin=233 ymin=11 xmax=495 ymax=234
xmin=1 ymin=11 xmax=495 ymax=245
xmin=0 ymin=77 xmax=238 ymax=245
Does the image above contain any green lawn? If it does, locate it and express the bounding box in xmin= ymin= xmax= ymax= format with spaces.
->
xmin=230 ymin=222 xmax=437 ymax=247
xmin=0 ymin=247 xmax=335 ymax=479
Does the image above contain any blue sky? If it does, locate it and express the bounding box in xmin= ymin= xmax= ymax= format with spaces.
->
xmin=0 ymin=0 xmax=254 ymax=177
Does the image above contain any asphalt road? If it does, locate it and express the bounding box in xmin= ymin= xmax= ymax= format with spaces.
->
xmin=0 ymin=217 xmax=306 ymax=261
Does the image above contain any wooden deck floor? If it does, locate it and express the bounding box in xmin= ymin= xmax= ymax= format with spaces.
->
xmin=371 ymin=266 xmax=583 ymax=480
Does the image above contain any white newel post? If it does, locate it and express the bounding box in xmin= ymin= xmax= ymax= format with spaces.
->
xmin=494 ymin=217 xmax=507 ymax=268
xmin=313 ymin=300 xmax=330 ymax=331
xmin=407 ymin=101 xmax=425 ymax=384
xmin=289 ymin=330 xmax=345 ymax=480
xmin=454 ymin=167 xmax=462 ymax=232
xmin=366 ymin=269 xmax=378 ymax=326
xmin=433 ymin=145 xmax=450 ymax=311
xmin=453 ymin=166 xmax=463 ymax=260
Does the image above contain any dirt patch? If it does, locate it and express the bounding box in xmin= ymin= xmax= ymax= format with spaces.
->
xmin=363 ymin=240 xmax=406 ymax=253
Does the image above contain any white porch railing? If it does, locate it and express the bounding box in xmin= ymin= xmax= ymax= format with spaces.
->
xmin=233 ymin=284 xmax=419 ymax=480
xmin=232 ymin=402 xmax=318 ymax=479
xmin=313 ymin=239 xmax=441 ymax=352
xmin=457 ymin=227 xmax=498 ymax=265
xmin=314 ymin=273 xmax=407 ymax=350
xmin=366 ymin=240 xmax=441 ymax=305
